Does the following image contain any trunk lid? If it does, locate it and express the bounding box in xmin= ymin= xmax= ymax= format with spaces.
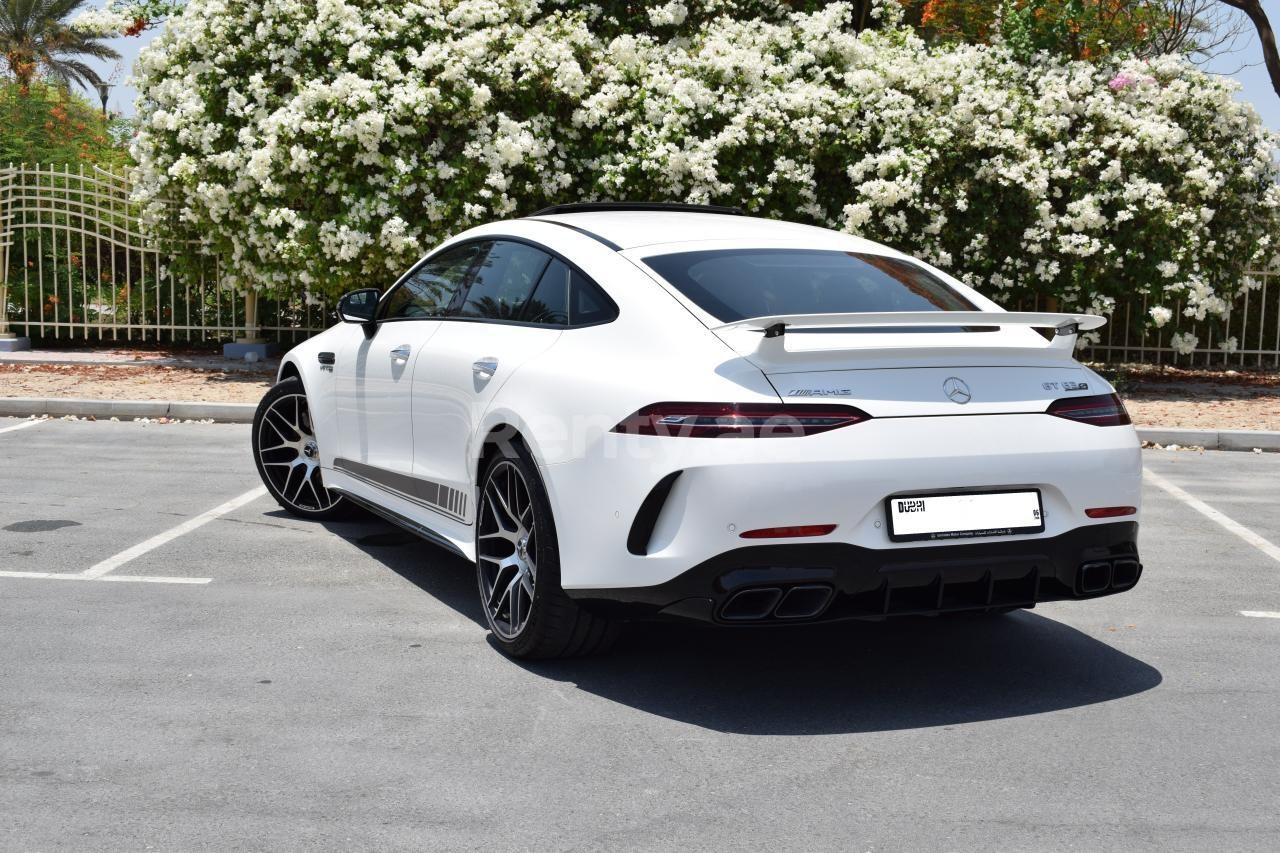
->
xmin=766 ymin=362 xmax=1096 ymax=418
xmin=709 ymin=314 xmax=1105 ymax=418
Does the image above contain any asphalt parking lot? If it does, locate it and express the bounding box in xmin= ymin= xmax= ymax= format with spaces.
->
xmin=2 ymin=417 xmax=1279 ymax=851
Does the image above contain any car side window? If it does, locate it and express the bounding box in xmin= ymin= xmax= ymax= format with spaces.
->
xmin=569 ymin=270 xmax=617 ymax=326
xmin=518 ymin=258 xmax=617 ymax=327
xmin=379 ymin=243 xmax=483 ymax=321
xmin=522 ymin=258 xmax=571 ymax=326
xmin=457 ymin=241 xmax=552 ymax=321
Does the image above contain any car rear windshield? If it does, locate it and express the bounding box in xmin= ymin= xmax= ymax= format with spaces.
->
xmin=641 ymin=249 xmax=976 ymax=323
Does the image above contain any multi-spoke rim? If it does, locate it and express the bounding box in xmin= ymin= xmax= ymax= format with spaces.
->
xmin=256 ymin=393 xmax=339 ymax=512
xmin=477 ymin=460 xmax=538 ymax=640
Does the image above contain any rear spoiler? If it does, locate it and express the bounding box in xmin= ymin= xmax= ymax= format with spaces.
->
xmin=714 ymin=311 xmax=1106 ymax=355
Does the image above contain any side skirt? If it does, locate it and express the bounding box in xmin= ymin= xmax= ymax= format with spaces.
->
xmin=331 ymin=487 xmax=470 ymax=561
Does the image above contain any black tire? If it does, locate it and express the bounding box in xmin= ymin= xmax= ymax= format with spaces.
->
xmin=251 ymin=376 xmax=349 ymax=520
xmin=476 ymin=441 xmax=617 ymax=659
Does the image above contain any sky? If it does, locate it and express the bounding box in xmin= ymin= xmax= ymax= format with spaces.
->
xmin=1200 ymin=1 xmax=1280 ymax=131
xmin=84 ymin=4 xmax=1280 ymax=131
xmin=83 ymin=23 xmax=155 ymax=116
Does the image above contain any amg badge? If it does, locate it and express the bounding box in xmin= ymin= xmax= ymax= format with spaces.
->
xmin=787 ymin=389 xmax=852 ymax=397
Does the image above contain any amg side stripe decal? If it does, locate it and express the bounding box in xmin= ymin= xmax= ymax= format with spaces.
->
xmin=329 ymin=488 xmax=466 ymax=559
xmin=333 ymin=457 xmax=468 ymax=523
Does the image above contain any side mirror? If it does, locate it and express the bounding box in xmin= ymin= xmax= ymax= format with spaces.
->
xmin=337 ymin=288 xmax=380 ymax=337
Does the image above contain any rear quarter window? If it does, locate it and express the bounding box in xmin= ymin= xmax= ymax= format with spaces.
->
xmin=527 ymin=258 xmax=618 ymax=327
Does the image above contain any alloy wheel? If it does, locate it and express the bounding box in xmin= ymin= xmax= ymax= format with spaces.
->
xmin=255 ymin=393 xmax=340 ymax=513
xmin=477 ymin=460 xmax=538 ymax=640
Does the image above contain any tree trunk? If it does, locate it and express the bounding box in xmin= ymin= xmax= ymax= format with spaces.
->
xmin=6 ymin=51 xmax=36 ymax=91
xmin=1220 ymin=0 xmax=1280 ymax=100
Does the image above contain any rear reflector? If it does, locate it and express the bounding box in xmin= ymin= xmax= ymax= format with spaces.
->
xmin=1046 ymin=393 xmax=1131 ymax=426
xmin=1085 ymin=506 xmax=1137 ymax=518
xmin=613 ymin=403 xmax=869 ymax=438
xmin=739 ymin=524 xmax=837 ymax=539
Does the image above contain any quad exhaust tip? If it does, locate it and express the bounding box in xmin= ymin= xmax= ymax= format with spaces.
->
xmin=722 ymin=587 xmax=784 ymax=621
xmin=1078 ymin=558 xmax=1141 ymax=595
xmin=775 ymin=585 xmax=835 ymax=619
xmin=721 ymin=584 xmax=834 ymax=622
xmin=1079 ymin=561 xmax=1112 ymax=594
xmin=1111 ymin=558 xmax=1140 ymax=589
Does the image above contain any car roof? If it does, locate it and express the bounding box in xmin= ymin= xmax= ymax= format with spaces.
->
xmin=524 ymin=210 xmax=885 ymax=253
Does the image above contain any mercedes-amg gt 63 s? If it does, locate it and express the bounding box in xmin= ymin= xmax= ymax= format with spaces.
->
xmin=253 ymin=202 xmax=1142 ymax=658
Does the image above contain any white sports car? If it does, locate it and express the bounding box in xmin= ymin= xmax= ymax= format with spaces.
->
xmin=253 ymin=203 xmax=1143 ymax=658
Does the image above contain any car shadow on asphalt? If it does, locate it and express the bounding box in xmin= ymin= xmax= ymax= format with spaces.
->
xmin=548 ymin=615 xmax=1163 ymax=735
xmin=326 ymin=516 xmax=1164 ymax=736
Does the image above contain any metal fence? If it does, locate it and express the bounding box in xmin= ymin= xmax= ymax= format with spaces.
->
xmin=3 ymin=162 xmax=1280 ymax=366
xmin=1021 ymin=270 xmax=1280 ymax=369
xmin=0 ymin=163 xmax=330 ymax=345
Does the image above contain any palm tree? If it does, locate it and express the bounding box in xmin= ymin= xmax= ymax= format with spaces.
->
xmin=1 ymin=0 xmax=120 ymax=93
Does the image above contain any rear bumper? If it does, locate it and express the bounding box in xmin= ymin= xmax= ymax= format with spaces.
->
xmin=565 ymin=521 xmax=1141 ymax=624
xmin=542 ymin=413 xmax=1141 ymax=590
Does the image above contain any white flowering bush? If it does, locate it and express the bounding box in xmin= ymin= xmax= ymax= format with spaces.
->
xmin=69 ymin=7 xmax=134 ymax=36
xmin=132 ymin=0 xmax=1280 ymax=356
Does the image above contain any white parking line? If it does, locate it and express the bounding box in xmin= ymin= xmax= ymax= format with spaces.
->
xmin=0 ymin=485 xmax=266 ymax=586
xmin=0 ymin=570 xmax=212 ymax=584
xmin=1241 ymin=611 xmax=1280 ymax=619
xmin=79 ymin=486 xmax=267 ymax=579
xmin=1144 ymin=467 xmax=1280 ymax=566
xmin=0 ymin=419 xmax=43 ymax=436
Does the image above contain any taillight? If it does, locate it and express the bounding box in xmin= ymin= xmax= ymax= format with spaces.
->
xmin=1046 ymin=393 xmax=1131 ymax=426
xmin=612 ymin=403 xmax=870 ymax=437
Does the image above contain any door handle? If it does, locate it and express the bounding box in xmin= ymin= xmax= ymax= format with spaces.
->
xmin=390 ymin=344 xmax=411 ymax=360
xmin=472 ymin=358 xmax=498 ymax=379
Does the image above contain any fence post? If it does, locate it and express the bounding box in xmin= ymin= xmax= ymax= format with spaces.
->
xmin=0 ymin=163 xmax=32 ymax=351
xmin=223 ymin=287 xmax=272 ymax=360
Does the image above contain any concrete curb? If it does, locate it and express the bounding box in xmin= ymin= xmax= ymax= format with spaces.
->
xmin=0 ymin=353 xmax=277 ymax=373
xmin=1136 ymin=427 xmax=1280 ymax=452
xmin=1 ymin=397 xmax=1278 ymax=447
xmin=0 ymin=397 xmax=256 ymax=423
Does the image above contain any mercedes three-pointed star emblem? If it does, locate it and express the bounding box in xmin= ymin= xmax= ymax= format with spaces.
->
xmin=943 ymin=377 xmax=972 ymax=404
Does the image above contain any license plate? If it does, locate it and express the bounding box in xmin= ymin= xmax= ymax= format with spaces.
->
xmin=885 ymin=490 xmax=1044 ymax=542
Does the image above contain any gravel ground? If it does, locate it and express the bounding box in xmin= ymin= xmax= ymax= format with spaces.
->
xmin=1110 ymin=365 xmax=1280 ymax=431
xmin=2 ymin=359 xmax=1279 ymax=430
xmin=1124 ymin=395 xmax=1280 ymax=431
xmin=0 ymin=363 xmax=273 ymax=403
